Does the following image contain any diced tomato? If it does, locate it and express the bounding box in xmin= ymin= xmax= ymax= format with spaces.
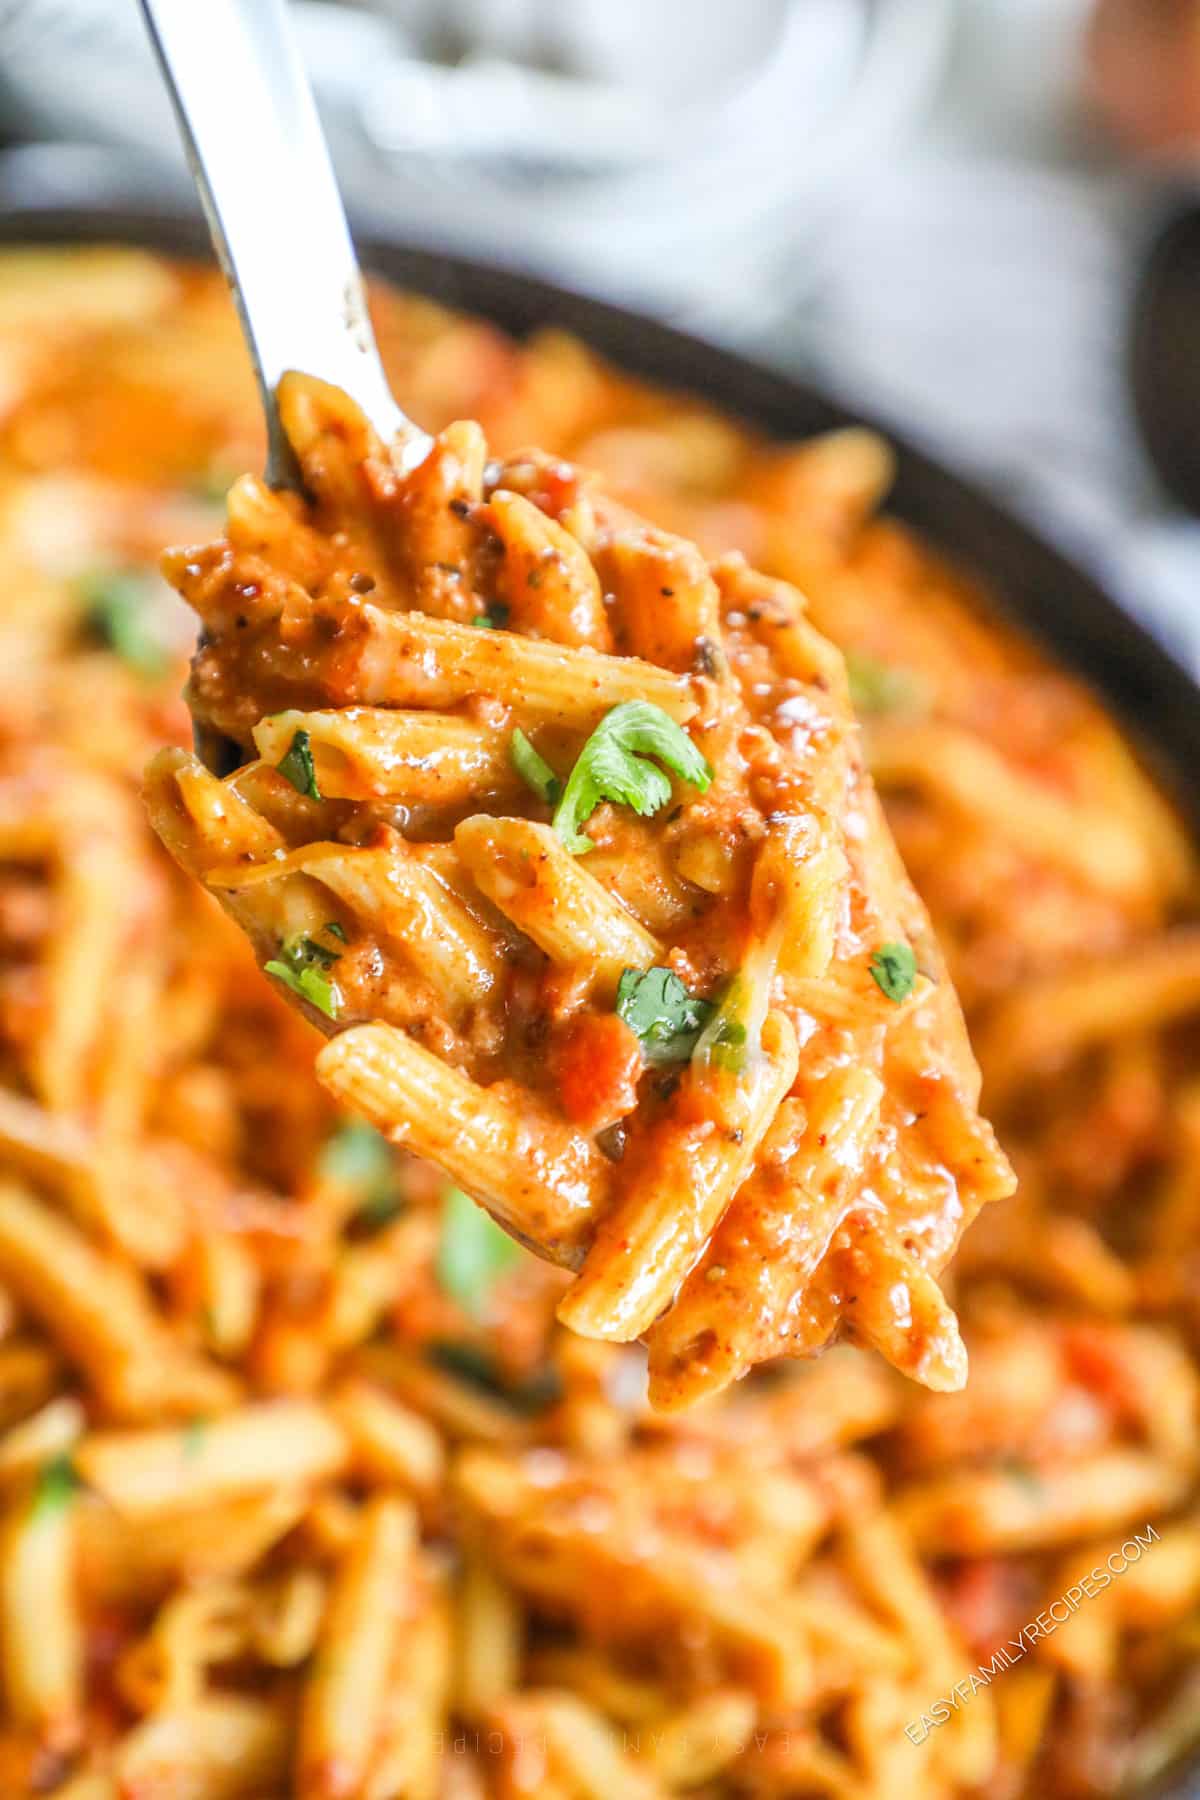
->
xmin=555 ymin=1012 xmax=643 ymax=1132
xmin=937 ymin=1556 xmax=1037 ymax=1663
xmin=1058 ymin=1322 xmax=1139 ymax=1427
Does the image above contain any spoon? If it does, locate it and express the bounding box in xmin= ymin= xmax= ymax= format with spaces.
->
xmin=137 ymin=0 xmax=432 ymax=489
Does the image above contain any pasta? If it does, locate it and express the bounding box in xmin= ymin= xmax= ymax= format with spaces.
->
xmin=145 ymin=369 xmax=1015 ymax=1405
xmin=0 ymin=246 xmax=1194 ymax=1798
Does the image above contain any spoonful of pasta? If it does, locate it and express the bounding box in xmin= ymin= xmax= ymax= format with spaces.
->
xmin=139 ymin=0 xmax=1015 ymax=1411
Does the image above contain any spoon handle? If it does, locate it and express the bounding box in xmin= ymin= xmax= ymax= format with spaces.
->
xmin=138 ymin=0 xmax=430 ymax=486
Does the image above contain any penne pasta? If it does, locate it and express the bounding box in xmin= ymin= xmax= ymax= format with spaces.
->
xmin=558 ymin=1009 xmax=799 ymax=1341
xmin=0 ymin=1474 xmax=81 ymax=1747
xmin=76 ymin=1401 xmax=346 ymax=1517
xmin=454 ymin=814 xmax=661 ymax=995
xmin=297 ymin=1494 xmax=417 ymax=1800
xmin=253 ymin=707 xmax=515 ymax=806
xmin=317 ymin=1023 xmax=609 ymax=1261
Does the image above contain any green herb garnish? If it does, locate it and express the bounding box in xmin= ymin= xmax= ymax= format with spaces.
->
xmin=436 ymin=1186 xmax=520 ymax=1317
xmin=472 ymin=604 xmax=509 ymax=630
xmin=427 ymin=1340 xmax=562 ymax=1415
xmin=76 ymin=569 xmax=170 ymax=677
xmin=265 ymin=933 xmax=341 ymax=1019
xmin=320 ymin=1120 xmax=405 ymax=1231
xmin=31 ymin=1453 xmax=77 ymax=1520
xmin=181 ymin=1418 xmax=208 ymax=1460
xmin=869 ymin=941 xmax=917 ymax=1003
xmin=187 ymin=466 xmax=234 ymax=506
xmin=276 ymin=729 xmax=321 ymax=800
xmin=552 ymin=701 xmax=712 ymax=854
xmin=846 ymin=653 xmax=925 ymax=717
xmin=615 ymin=966 xmax=714 ymax=1066
xmin=693 ymin=972 xmax=759 ymax=1076
xmin=324 ymin=921 xmax=348 ymax=944
xmin=510 ymin=729 xmax=562 ymax=806
xmin=999 ymin=1458 xmax=1044 ymax=1496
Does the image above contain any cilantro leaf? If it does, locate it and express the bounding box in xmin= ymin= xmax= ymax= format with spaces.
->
xmin=321 ymin=1119 xmax=391 ymax=1186
xmin=616 ymin=966 xmax=714 ymax=1066
xmin=694 ymin=972 xmax=758 ymax=1076
xmin=276 ymin=729 xmax=321 ymax=800
xmin=472 ymin=604 xmax=509 ymax=630
xmin=552 ymin=702 xmax=712 ymax=854
xmin=869 ymin=941 xmax=917 ymax=1003
xmin=181 ymin=1418 xmax=209 ymax=1460
xmin=510 ymin=729 xmax=562 ymax=806
xmin=76 ymin=568 xmax=170 ymax=677
xmin=31 ymin=1452 xmax=77 ymax=1520
xmin=186 ymin=466 xmax=235 ymax=506
xmin=320 ymin=1121 xmax=405 ymax=1231
xmin=846 ymin=653 xmax=925 ymax=717
xmin=427 ymin=1340 xmax=562 ymax=1414
xmin=998 ymin=1457 xmax=1044 ymax=1496
xmin=265 ymin=933 xmax=341 ymax=1019
xmin=436 ymin=1186 xmax=520 ymax=1317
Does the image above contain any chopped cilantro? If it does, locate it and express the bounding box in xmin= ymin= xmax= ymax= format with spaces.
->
xmin=869 ymin=941 xmax=917 ymax=1003
xmin=31 ymin=1452 xmax=77 ymax=1520
xmin=846 ymin=652 xmax=925 ymax=717
xmin=181 ymin=1418 xmax=208 ymax=1460
xmin=552 ymin=701 xmax=712 ymax=854
xmin=320 ymin=1120 xmax=405 ymax=1231
xmin=324 ymin=921 xmax=348 ymax=944
xmin=276 ymin=729 xmax=321 ymax=800
xmin=76 ymin=568 xmax=170 ymax=677
xmin=510 ymin=729 xmax=562 ymax=806
xmin=265 ymin=933 xmax=341 ymax=1019
xmin=436 ymin=1186 xmax=520 ymax=1317
xmin=694 ymin=973 xmax=758 ymax=1076
xmin=999 ymin=1458 xmax=1044 ymax=1496
xmin=186 ymin=466 xmax=234 ymax=506
xmin=615 ymin=966 xmax=713 ymax=1066
xmin=472 ymin=604 xmax=509 ymax=629
xmin=427 ymin=1340 xmax=562 ymax=1415
xmin=706 ymin=1014 xmax=749 ymax=1071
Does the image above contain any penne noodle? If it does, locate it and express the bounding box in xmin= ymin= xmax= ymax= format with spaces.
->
xmin=896 ymin=1450 xmax=1190 ymax=1555
xmin=330 ymin=1377 xmax=444 ymax=1498
xmin=350 ymin=600 xmax=696 ymax=724
xmin=113 ymin=1694 xmax=291 ymax=1800
xmin=866 ymin=716 xmax=1157 ymax=903
xmin=76 ymin=1401 xmax=346 ymax=1517
xmin=454 ymin=1554 xmax=522 ymax=1717
xmin=558 ymin=1009 xmax=799 ymax=1341
xmin=212 ymin=838 xmax=506 ymax=1014
xmin=252 ymin=707 xmax=516 ymax=806
xmin=317 ymin=1023 xmax=609 ymax=1262
xmin=0 ymin=1182 xmax=235 ymax=1420
xmin=487 ymin=487 xmax=610 ymax=649
xmin=0 ymin=1477 xmax=81 ymax=1747
xmin=455 ymin=814 xmax=661 ymax=995
xmin=646 ymin=1068 xmax=884 ymax=1408
xmin=297 ymin=1494 xmax=417 ymax=1800
xmin=979 ymin=928 xmax=1200 ymax=1109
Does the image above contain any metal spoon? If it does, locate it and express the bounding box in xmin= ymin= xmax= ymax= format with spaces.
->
xmin=137 ymin=0 xmax=432 ymax=489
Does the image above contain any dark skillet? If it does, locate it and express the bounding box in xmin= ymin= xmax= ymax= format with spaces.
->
xmin=0 ymin=149 xmax=1196 ymax=1800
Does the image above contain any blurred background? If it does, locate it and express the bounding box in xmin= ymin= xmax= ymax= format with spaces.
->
xmin=2 ymin=0 xmax=1200 ymax=667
